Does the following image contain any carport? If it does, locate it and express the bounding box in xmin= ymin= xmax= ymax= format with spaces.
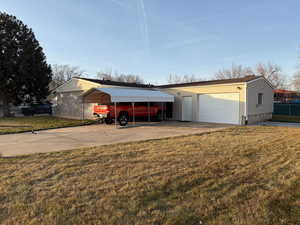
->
xmin=81 ymin=88 xmax=174 ymax=126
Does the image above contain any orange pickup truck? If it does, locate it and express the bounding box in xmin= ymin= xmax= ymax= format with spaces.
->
xmin=93 ymin=103 xmax=164 ymax=126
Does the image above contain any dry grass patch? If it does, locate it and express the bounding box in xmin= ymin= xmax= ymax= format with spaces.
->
xmin=0 ymin=116 xmax=96 ymax=134
xmin=0 ymin=126 xmax=299 ymax=225
xmin=272 ymin=115 xmax=300 ymax=123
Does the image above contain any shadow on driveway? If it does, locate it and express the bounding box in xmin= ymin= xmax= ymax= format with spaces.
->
xmin=0 ymin=121 xmax=233 ymax=157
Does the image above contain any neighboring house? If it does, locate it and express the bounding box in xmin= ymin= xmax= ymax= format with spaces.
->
xmin=158 ymin=75 xmax=274 ymax=124
xmin=51 ymin=76 xmax=274 ymax=124
xmin=274 ymin=89 xmax=300 ymax=103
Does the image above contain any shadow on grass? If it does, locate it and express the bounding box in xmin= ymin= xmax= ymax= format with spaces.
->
xmin=267 ymin=179 xmax=300 ymax=224
xmin=271 ymin=115 xmax=300 ymax=123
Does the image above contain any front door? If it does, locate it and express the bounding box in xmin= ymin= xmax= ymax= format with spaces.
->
xmin=182 ymin=96 xmax=193 ymax=121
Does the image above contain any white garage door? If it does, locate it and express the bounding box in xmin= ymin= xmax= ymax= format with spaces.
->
xmin=198 ymin=93 xmax=240 ymax=124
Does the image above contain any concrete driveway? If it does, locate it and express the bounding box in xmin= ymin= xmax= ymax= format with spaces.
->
xmin=0 ymin=121 xmax=232 ymax=157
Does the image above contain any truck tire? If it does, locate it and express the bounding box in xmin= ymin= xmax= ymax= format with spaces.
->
xmin=118 ymin=113 xmax=129 ymax=126
xmin=105 ymin=117 xmax=113 ymax=124
xmin=156 ymin=111 xmax=162 ymax=121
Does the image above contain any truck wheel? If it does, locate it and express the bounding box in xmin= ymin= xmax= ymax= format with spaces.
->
xmin=118 ymin=113 xmax=129 ymax=126
xmin=97 ymin=118 xmax=104 ymax=124
xmin=105 ymin=118 xmax=113 ymax=124
xmin=156 ymin=111 xmax=162 ymax=121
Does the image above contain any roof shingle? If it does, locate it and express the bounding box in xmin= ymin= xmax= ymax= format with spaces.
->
xmin=78 ymin=77 xmax=154 ymax=88
xmin=156 ymin=75 xmax=261 ymax=88
xmin=78 ymin=75 xmax=262 ymax=89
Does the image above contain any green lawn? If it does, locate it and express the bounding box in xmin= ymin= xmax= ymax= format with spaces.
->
xmin=0 ymin=116 xmax=96 ymax=134
xmin=272 ymin=114 xmax=300 ymax=123
xmin=0 ymin=126 xmax=299 ymax=225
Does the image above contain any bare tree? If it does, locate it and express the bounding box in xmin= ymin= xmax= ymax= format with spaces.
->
xmin=167 ymin=74 xmax=202 ymax=84
xmin=255 ymin=63 xmax=287 ymax=89
xmin=96 ymin=72 xmax=114 ymax=81
xmin=292 ymin=48 xmax=300 ymax=91
xmin=215 ymin=64 xmax=253 ymax=79
xmin=97 ymin=71 xmax=144 ymax=84
xmin=293 ymin=72 xmax=300 ymax=91
xmin=51 ymin=64 xmax=84 ymax=89
xmin=214 ymin=62 xmax=287 ymax=89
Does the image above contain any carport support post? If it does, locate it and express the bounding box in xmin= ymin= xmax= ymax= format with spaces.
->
xmin=82 ymin=98 xmax=85 ymax=120
xmin=114 ymin=102 xmax=117 ymax=128
xmin=161 ymin=102 xmax=164 ymax=121
xmin=132 ymin=102 xmax=135 ymax=125
xmin=147 ymin=102 xmax=150 ymax=122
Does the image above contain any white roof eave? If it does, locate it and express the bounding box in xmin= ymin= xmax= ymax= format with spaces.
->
xmin=82 ymin=87 xmax=175 ymax=103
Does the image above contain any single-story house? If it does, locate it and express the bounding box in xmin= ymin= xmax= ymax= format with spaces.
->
xmin=51 ymin=75 xmax=273 ymax=125
xmin=274 ymin=89 xmax=300 ymax=103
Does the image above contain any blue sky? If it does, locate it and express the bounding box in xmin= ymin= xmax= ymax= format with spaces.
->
xmin=1 ymin=0 xmax=300 ymax=84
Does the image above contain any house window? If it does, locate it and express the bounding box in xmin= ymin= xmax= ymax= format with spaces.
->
xmin=258 ymin=93 xmax=263 ymax=105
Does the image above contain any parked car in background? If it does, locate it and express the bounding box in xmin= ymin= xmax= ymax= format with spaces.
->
xmin=21 ymin=104 xmax=52 ymax=116
xmin=93 ymin=102 xmax=164 ymax=126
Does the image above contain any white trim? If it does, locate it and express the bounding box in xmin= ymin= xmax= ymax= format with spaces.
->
xmin=247 ymin=77 xmax=274 ymax=89
xmin=51 ymin=78 xmax=78 ymax=92
xmin=160 ymin=77 xmax=274 ymax=90
xmin=77 ymin=78 xmax=103 ymax=86
xmin=82 ymin=87 xmax=175 ymax=103
xmin=54 ymin=77 xmax=102 ymax=93
xmin=161 ymin=82 xmax=246 ymax=90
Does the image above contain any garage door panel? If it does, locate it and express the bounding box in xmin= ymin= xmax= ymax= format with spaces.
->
xmin=198 ymin=93 xmax=239 ymax=124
